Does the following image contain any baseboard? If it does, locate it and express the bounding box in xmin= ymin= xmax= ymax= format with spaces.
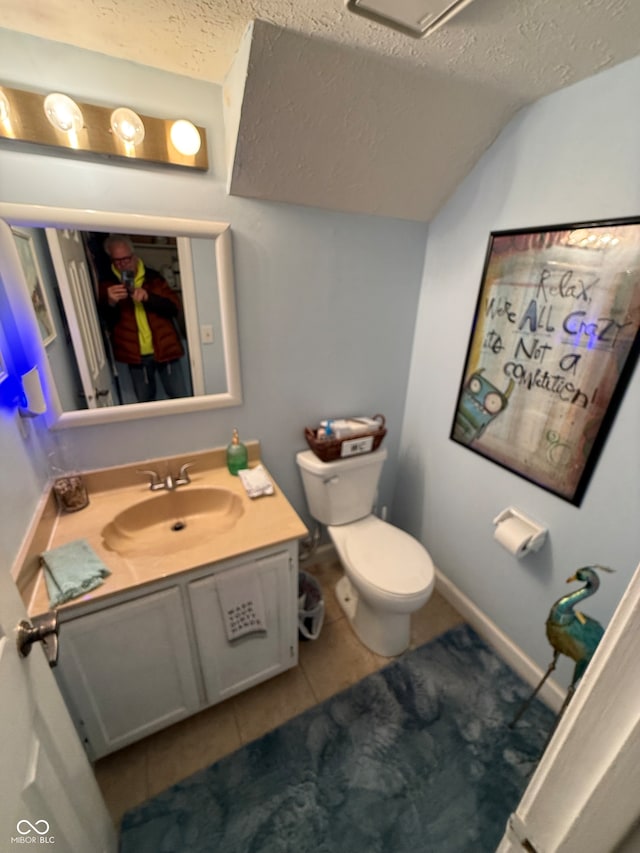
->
xmin=435 ymin=568 xmax=565 ymax=713
xmin=301 ymin=541 xmax=565 ymax=713
xmin=300 ymin=541 xmax=337 ymax=566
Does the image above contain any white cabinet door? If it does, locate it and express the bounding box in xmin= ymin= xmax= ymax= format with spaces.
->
xmin=189 ymin=551 xmax=296 ymax=704
xmin=55 ymin=587 xmax=201 ymax=760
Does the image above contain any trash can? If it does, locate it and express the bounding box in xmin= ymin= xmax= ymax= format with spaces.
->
xmin=298 ymin=571 xmax=325 ymax=641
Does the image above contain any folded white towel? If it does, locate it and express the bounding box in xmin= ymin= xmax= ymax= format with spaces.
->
xmin=238 ymin=464 xmax=274 ymax=499
xmin=216 ymin=565 xmax=267 ymax=641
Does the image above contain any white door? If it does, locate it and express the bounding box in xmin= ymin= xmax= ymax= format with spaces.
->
xmin=45 ymin=228 xmax=114 ymax=408
xmin=0 ymin=568 xmax=116 ymax=852
xmin=497 ymin=559 xmax=640 ymax=852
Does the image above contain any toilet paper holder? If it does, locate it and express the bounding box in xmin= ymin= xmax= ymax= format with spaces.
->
xmin=493 ymin=507 xmax=548 ymax=557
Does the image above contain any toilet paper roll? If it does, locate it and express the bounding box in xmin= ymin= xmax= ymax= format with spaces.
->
xmin=21 ymin=366 xmax=46 ymax=415
xmin=494 ymin=516 xmax=535 ymax=557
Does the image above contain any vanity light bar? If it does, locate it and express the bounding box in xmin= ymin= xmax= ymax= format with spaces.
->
xmin=0 ymin=84 xmax=208 ymax=171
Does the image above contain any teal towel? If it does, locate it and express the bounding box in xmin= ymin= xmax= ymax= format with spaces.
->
xmin=42 ymin=539 xmax=111 ymax=607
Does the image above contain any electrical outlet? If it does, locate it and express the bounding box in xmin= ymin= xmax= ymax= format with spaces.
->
xmin=200 ymin=324 xmax=214 ymax=344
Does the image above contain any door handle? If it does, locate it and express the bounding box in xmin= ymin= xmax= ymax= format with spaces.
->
xmin=16 ymin=611 xmax=59 ymax=667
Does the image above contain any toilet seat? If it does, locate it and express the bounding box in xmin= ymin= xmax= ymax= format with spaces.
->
xmin=329 ymin=515 xmax=433 ymax=599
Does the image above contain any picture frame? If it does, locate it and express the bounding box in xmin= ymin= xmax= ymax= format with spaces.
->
xmin=451 ymin=218 xmax=640 ymax=506
xmin=11 ymin=228 xmax=56 ymax=347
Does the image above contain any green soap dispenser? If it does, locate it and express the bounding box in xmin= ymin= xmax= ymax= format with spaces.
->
xmin=227 ymin=428 xmax=248 ymax=475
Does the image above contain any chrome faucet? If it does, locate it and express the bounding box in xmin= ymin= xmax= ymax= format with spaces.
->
xmin=174 ymin=462 xmax=193 ymax=488
xmin=138 ymin=462 xmax=194 ymax=491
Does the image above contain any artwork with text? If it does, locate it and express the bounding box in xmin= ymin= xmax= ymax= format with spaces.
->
xmin=451 ymin=220 xmax=640 ymax=505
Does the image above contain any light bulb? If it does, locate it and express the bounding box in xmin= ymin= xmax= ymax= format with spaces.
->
xmin=0 ymin=90 xmax=10 ymax=122
xmin=43 ymin=93 xmax=84 ymax=133
xmin=110 ymin=107 xmax=145 ymax=146
xmin=170 ymin=119 xmax=201 ymax=156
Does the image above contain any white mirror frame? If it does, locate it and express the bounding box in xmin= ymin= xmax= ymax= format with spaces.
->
xmin=0 ymin=203 xmax=242 ymax=428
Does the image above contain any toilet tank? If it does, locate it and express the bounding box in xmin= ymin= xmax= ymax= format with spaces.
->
xmin=296 ymin=448 xmax=387 ymax=525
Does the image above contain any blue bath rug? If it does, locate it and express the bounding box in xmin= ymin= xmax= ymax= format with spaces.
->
xmin=119 ymin=624 xmax=555 ymax=853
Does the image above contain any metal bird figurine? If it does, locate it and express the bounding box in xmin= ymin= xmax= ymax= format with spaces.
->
xmin=510 ymin=565 xmax=613 ymax=729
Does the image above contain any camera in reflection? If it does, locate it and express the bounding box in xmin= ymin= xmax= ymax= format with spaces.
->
xmin=121 ymin=270 xmax=135 ymax=293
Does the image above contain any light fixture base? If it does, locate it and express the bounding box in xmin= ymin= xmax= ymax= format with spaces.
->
xmin=0 ymin=84 xmax=208 ymax=171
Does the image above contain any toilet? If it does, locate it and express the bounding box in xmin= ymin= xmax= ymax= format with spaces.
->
xmin=296 ymin=447 xmax=434 ymax=657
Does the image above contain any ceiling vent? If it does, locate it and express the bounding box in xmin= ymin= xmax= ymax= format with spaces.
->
xmin=345 ymin=0 xmax=478 ymax=38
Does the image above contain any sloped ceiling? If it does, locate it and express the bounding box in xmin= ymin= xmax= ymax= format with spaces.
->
xmin=225 ymin=19 xmax=513 ymax=221
xmin=2 ymin=0 xmax=640 ymax=221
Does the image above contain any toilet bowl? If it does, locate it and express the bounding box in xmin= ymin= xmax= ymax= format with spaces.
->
xmin=295 ymin=448 xmax=435 ymax=657
xmin=329 ymin=515 xmax=434 ymax=656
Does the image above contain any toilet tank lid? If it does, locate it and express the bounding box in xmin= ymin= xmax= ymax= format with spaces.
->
xmin=296 ymin=447 xmax=387 ymax=474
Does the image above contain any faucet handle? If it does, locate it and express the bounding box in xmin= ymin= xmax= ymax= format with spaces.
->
xmin=137 ymin=469 xmax=162 ymax=490
xmin=176 ymin=462 xmax=194 ymax=485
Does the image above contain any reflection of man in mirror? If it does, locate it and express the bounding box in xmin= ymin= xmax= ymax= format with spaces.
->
xmin=99 ymin=235 xmax=187 ymax=403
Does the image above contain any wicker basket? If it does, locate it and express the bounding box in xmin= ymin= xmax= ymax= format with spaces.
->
xmin=304 ymin=415 xmax=386 ymax=462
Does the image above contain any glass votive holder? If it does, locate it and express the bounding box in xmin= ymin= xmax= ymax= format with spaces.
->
xmin=53 ymin=476 xmax=89 ymax=513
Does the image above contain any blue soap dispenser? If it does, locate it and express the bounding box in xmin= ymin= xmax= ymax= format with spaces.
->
xmin=227 ymin=428 xmax=248 ymax=475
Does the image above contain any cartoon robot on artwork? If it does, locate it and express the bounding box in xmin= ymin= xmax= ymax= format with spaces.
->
xmin=453 ymin=369 xmax=514 ymax=444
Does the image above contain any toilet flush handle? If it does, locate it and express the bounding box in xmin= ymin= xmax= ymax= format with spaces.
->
xmin=323 ymin=475 xmax=340 ymax=485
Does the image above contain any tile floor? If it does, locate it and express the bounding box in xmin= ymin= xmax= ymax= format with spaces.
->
xmin=93 ymin=557 xmax=465 ymax=827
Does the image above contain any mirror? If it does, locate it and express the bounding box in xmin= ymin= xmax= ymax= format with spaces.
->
xmin=0 ymin=204 xmax=242 ymax=428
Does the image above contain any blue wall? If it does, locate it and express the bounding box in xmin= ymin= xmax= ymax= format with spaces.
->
xmin=396 ymin=56 xmax=640 ymax=685
xmin=3 ymin=31 xmax=638 ymax=689
xmin=0 ymin=30 xmax=426 ymax=571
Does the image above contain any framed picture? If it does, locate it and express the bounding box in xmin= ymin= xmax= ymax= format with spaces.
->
xmin=451 ymin=218 xmax=640 ymax=506
xmin=11 ymin=228 xmax=56 ymax=347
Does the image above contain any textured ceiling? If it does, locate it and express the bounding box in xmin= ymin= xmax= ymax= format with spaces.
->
xmin=2 ymin=0 xmax=640 ymax=220
xmin=3 ymin=0 xmax=640 ymax=96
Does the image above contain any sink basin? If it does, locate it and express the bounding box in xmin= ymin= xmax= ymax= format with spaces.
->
xmin=101 ymin=487 xmax=244 ymax=556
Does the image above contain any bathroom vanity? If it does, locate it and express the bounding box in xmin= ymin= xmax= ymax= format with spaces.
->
xmin=21 ymin=444 xmax=307 ymax=760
